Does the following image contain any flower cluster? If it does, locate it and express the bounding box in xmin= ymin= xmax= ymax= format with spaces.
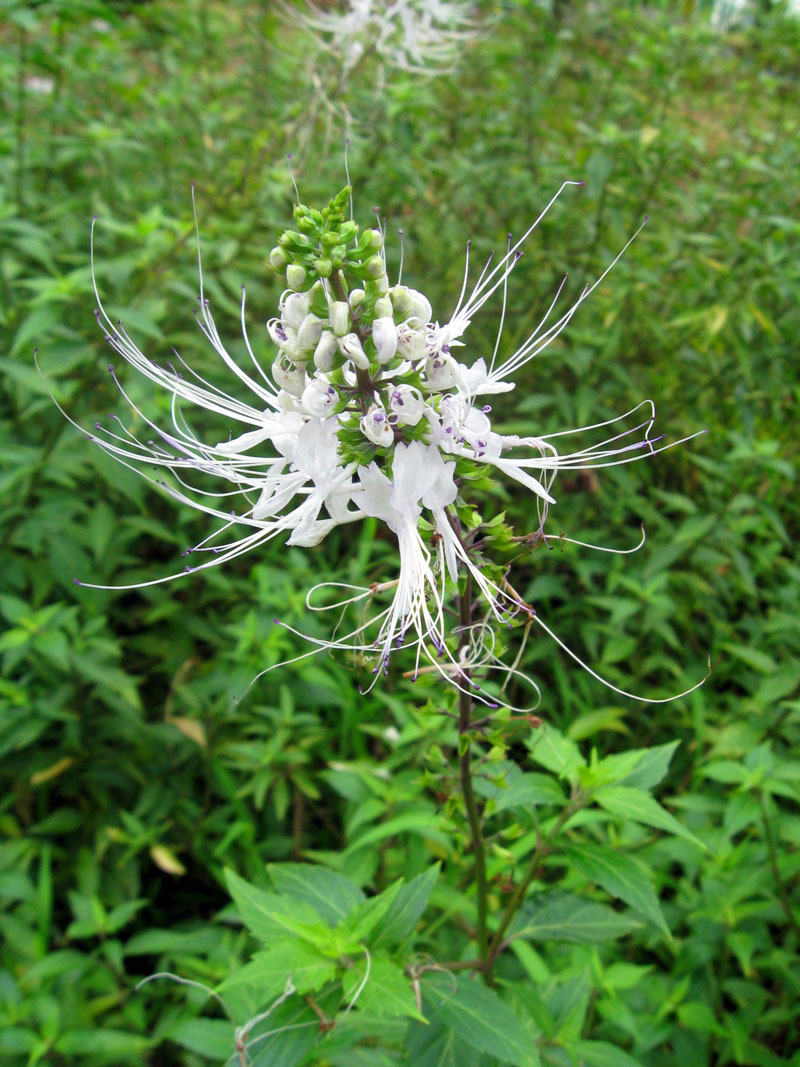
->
xmin=67 ymin=182 xmax=703 ymax=706
xmin=290 ymin=0 xmax=476 ymax=74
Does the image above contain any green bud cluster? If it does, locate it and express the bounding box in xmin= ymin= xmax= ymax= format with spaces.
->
xmin=269 ymin=186 xmax=388 ymax=301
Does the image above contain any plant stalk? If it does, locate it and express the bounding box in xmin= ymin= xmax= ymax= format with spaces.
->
xmin=456 ymin=572 xmax=490 ymax=975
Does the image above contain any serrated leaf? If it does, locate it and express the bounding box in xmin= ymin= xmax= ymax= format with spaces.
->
xmin=268 ymin=863 xmax=365 ymax=927
xmin=54 ymin=1029 xmax=152 ymax=1056
xmin=341 ymin=879 xmax=403 ymax=943
xmin=219 ymin=939 xmax=336 ymax=996
xmin=224 ymin=869 xmax=327 ymax=945
xmin=617 ymin=741 xmax=680 ymax=790
xmin=371 ymin=865 xmax=439 ymax=949
xmin=563 ymin=844 xmax=669 ymax=937
xmin=405 ymin=1016 xmax=484 ymax=1067
xmin=573 ymin=1039 xmax=644 ymax=1066
xmin=595 ymin=786 xmax=707 ymax=850
xmin=343 ymin=952 xmax=425 ymax=1021
xmin=167 ymin=1018 xmax=235 ymax=1058
xmin=423 ymin=973 xmax=539 ymax=1066
xmin=510 ymin=892 xmax=642 ymax=943
xmin=527 ymin=726 xmax=585 ymax=779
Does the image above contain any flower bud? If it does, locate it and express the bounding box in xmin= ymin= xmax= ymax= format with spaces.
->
xmin=272 ymin=354 xmax=305 ymax=396
xmin=281 ymin=291 xmax=310 ymax=330
xmin=390 ymin=285 xmax=432 ymax=326
xmin=374 ymin=296 xmax=393 ymax=318
xmin=269 ymin=246 xmax=288 ymax=270
xmin=360 ymin=405 xmax=394 ymax=448
xmin=372 ymin=316 xmax=398 ymax=364
xmin=349 ymin=288 xmax=365 ymax=310
xmin=424 ymin=353 xmax=458 ymax=391
xmin=366 ymin=229 xmax=383 ymax=250
xmin=339 ymin=332 xmax=369 ymax=370
xmin=302 ymin=378 xmax=338 ymax=419
xmin=313 ymin=257 xmax=332 ymax=277
xmin=329 ymin=300 xmax=350 ymax=337
xmin=388 ymin=384 xmax=425 ymax=427
xmin=363 ymin=255 xmax=385 ymax=279
xmin=313 ymin=330 xmax=338 ymax=371
xmin=286 ymin=264 xmax=307 ymax=292
xmin=296 ymin=313 xmax=324 ymax=352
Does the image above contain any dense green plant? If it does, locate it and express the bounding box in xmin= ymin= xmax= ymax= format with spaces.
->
xmin=1 ymin=1 xmax=798 ymax=1064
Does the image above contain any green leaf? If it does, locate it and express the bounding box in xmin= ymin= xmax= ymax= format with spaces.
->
xmin=343 ymin=952 xmax=426 ymax=1021
xmin=475 ymin=770 xmax=564 ymax=812
xmin=345 ymin=808 xmax=448 ymax=854
xmin=219 ymin=939 xmax=336 ymax=996
xmin=268 ymin=863 xmax=365 ymax=927
xmin=598 ymin=741 xmax=680 ymax=791
xmin=573 ymin=1039 xmax=645 ymax=1066
xmin=423 ymin=973 xmax=540 ymax=1066
xmin=510 ymin=893 xmax=642 ymax=943
xmin=340 ymin=879 xmax=403 ymax=944
xmin=405 ymin=1016 xmax=484 ymax=1067
xmin=224 ymin=869 xmax=328 ymax=944
xmin=527 ymin=727 xmax=585 ymax=780
xmin=594 ymin=786 xmax=707 ymax=850
xmin=167 ymin=1018 xmax=235 ymax=1058
xmin=54 ymin=1029 xmax=152 ymax=1056
xmin=563 ymin=844 xmax=669 ymax=937
xmin=371 ymin=865 xmax=440 ymax=949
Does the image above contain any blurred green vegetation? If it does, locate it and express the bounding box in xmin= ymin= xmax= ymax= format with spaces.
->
xmin=1 ymin=0 xmax=799 ymax=1063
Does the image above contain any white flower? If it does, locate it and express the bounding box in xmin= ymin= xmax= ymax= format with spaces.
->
xmin=302 ymin=378 xmax=338 ymax=418
xmin=388 ymin=384 xmax=425 ymax=427
xmin=372 ymin=316 xmax=398 ymax=363
xmin=338 ymin=332 xmax=370 ymax=370
xmin=313 ymin=330 xmax=339 ymax=371
xmin=360 ymin=405 xmax=394 ymax=447
xmin=292 ymin=0 xmax=477 ymax=76
xmin=64 ymin=182 xmax=704 ymax=708
xmin=329 ymin=300 xmax=351 ymax=336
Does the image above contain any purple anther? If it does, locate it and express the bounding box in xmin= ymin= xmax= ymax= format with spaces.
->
xmin=94 ymin=422 xmax=102 ymax=429
xmin=477 ymin=439 xmax=486 ymax=448
xmin=482 ymin=405 xmax=492 ymax=413
xmin=442 ymin=344 xmax=450 ymax=354
xmin=73 ymin=578 xmax=81 ymax=585
xmin=184 ymin=566 xmax=192 ymax=573
xmin=108 ymin=364 xmax=114 ymax=372
xmin=388 ymin=414 xmax=399 ymax=425
xmin=374 ymin=413 xmax=384 ymax=423
xmin=445 ymin=427 xmax=453 ymax=434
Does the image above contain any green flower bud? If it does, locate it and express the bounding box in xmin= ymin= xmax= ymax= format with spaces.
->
xmin=313 ymin=257 xmax=332 ymax=277
xmin=286 ymin=264 xmax=308 ymax=292
xmin=269 ymin=246 xmax=288 ymax=270
xmin=374 ymin=296 xmax=393 ymax=318
xmin=349 ymin=288 xmax=365 ymax=309
xmin=339 ymin=221 xmax=358 ymax=243
xmin=363 ymin=255 xmax=385 ymax=278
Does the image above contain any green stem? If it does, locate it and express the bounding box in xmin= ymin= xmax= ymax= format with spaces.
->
xmin=456 ymin=572 xmax=490 ymax=975
xmin=487 ymin=798 xmax=580 ymax=962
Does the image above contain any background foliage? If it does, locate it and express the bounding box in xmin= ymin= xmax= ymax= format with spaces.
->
xmin=1 ymin=0 xmax=798 ymax=1064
